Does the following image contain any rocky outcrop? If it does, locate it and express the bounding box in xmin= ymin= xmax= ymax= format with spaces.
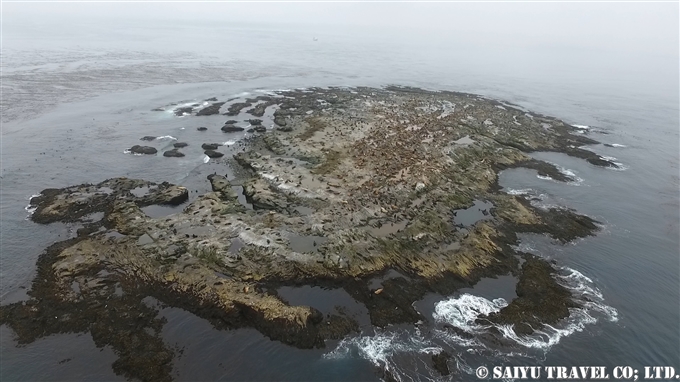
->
xmin=129 ymin=145 xmax=157 ymax=155
xmin=173 ymin=142 xmax=188 ymax=148
xmin=28 ymin=178 xmax=188 ymax=224
xmin=204 ymin=150 xmax=224 ymax=158
xmin=224 ymin=102 xmax=252 ymax=116
xmin=222 ymin=125 xmax=245 ymax=133
xmin=481 ymin=256 xmax=579 ymax=335
xmin=174 ymin=106 xmax=193 ymax=116
xmin=3 ymin=86 xmax=617 ymax=382
xmin=196 ymin=102 xmax=225 ymax=116
xmin=163 ymin=149 xmax=185 ymax=158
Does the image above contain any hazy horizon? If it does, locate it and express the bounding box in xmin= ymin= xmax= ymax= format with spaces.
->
xmin=4 ymin=2 xmax=678 ymax=59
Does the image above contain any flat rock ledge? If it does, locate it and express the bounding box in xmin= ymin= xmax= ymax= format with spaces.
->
xmin=1 ymin=86 xmax=615 ymax=382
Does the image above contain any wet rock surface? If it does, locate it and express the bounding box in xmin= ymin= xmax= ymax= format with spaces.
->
xmin=481 ymin=255 xmax=579 ymax=335
xmin=204 ymin=150 xmax=224 ymax=158
xmin=2 ymin=86 xmax=614 ymax=381
xmin=28 ymin=178 xmax=189 ymax=224
xmin=129 ymin=145 xmax=157 ymax=155
xmin=195 ymin=102 xmax=225 ymax=116
xmin=221 ymin=124 xmax=244 ymax=133
xmin=163 ymin=149 xmax=185 ymax=158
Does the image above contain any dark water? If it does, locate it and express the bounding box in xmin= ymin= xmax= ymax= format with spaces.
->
xmin=1 ymin=17 xmax=678 ymax=381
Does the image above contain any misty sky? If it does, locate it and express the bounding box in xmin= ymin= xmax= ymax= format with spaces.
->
xmin=5 ymin=2 xmax=678 ymax=59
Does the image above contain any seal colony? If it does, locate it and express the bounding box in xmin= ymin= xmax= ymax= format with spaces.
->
xmin=1 ymin=86 xmax=616 ymax=381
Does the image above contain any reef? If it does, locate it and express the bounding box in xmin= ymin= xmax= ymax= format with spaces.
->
xmin=1 ymin=86 xmax=614 ymax=381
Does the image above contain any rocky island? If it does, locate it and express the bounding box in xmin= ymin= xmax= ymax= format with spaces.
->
xmin=1 ymin=86 xmax=615 ymax=381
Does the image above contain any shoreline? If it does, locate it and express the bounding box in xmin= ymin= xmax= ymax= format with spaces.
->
xmin=2 ymin=86 xmax=616 ymax=381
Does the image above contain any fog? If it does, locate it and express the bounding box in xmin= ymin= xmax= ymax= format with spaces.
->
xmin=5 ymin=2 xmax=677 ymax=58
xmin=3 ymin=2 xmax=678 ymax=108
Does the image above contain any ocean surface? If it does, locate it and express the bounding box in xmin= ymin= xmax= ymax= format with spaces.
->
xmin=1 ymin=17 xmax=678 ymax=381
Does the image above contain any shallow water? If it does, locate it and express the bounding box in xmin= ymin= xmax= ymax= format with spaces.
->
xmin=1 ymin=15 xmax=678 ymax=382
xmin=452 ymin=200 xmax=493 ymax=228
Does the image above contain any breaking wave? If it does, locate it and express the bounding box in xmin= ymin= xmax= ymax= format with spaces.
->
xmin=155 ymin=135 xmax=177 ymax=141
xmin=536 ymin=163 xmax=583 ymax=185
xmin=600 ymin=155 xmax=628 ymax=171
xmin=505 ymin=188 xmax=532 ymax=195
xmin=503 ymin=188 xmax=571 ymax=211
xmin=24 ymin=194 xmax=40 ymax=217
xmin=326 ymin=267 xmax=617 ymax=381
xmin=123 ymin=149 xmax=144 ymax=156
xmin=434 ymin=266 xmax=617 ymax=352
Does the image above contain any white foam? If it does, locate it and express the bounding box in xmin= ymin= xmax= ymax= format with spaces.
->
xmin=155 ymin=135 xmax=177 ymax=141
xmin=609 ymin=143 xmax=626 ymax=148
xmin=536 ymin=163 xmax=584 ymax=186
xmin=25 ymin=194 xmax=40 ymax=216
xmin=572 ymin=124 xmax=590 ymax=130
xmin=222 ymin=140 xmax=236 ymax=146
xmin=431 ymin=267 xmax=618 ymax=352
xmin=607 ymin=163 xmax=628 ymax=171
xmin=505 ymin=188 xmax=532 ymax=195
xmin=123 ymin=149 xmax=143 ymax=156
xmin=202 ymin=155 xmax=210 ymax=163
xmin=325 ymin=328 xmax=440 ymax=380
xmin=433 ymin=294 xmax=508 ymax=333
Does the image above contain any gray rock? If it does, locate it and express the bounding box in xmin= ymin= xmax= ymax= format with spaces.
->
xmin=222 ymin=125 xmax=245 ymax=133
xmin=163 ymin=149 xmax=185 ymax=158
xmin=129 ymin=145 xmax=157 ymax=155
xmin=204 ymin=150 xmax=224 ymax=158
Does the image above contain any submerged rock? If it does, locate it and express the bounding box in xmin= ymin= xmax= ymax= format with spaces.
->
xmin=173 ymin=142 xmax=189 ymax=148
xmin=201 ymin=143 xmax=220 ymax=150
xmin=432 ymin=351 xmax=451 ymax=376
xmin=140 ymin=136 xmax=157 ymax=141
xmin=197 ymin=126 xmax=208 ymax=131
xmin=174 ymin=106 xmax=193 ymax=116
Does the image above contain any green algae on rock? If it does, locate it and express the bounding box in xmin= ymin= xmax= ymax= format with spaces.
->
xmin=2 ymin=86 xmax=613 ymax=381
